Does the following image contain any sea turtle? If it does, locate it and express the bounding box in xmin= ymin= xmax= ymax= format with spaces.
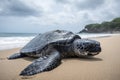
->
xmin=8 ymin=30 xmax=101 ymax=76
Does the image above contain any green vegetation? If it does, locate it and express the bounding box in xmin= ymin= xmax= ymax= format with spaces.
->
xmin=80 ymin=17 xmax=120 ymax=33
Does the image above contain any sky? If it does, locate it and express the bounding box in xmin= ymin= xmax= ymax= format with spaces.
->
xmin=0 ymin=0 xmax=120 ymax=33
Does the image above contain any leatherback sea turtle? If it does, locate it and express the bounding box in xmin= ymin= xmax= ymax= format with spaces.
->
xmin=8 ymin=30 xmax=101 ymax=76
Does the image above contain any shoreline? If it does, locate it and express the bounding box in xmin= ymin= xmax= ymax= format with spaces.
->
xmin=0 ymin=35 xmax=120 ymax=80
xmin=0 ymin=33 xmax=120 ymax=51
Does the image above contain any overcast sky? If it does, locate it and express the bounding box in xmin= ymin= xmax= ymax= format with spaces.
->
xmin=0 ymin=0 xmax=120 ymax=33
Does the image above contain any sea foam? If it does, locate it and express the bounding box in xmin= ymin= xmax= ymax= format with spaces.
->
xmin=0 ymin=33 xmax=118 ymax=50
xmin=0 ymin=37 xmax=34 ymax=50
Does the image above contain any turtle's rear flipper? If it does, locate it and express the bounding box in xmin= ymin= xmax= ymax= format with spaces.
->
xmin=20 ymin=50 xmax=61 ymax=76
xmin=8 ymin=53 xmax=26 ymax=59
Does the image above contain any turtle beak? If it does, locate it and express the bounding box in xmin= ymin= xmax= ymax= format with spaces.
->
xmin=91 ymin=42 xmax=101 ymax=52
xmin=82 ymin=40 xmax=101 ymax=56
xmin=87 ymin=42 xmax=101 ymax=56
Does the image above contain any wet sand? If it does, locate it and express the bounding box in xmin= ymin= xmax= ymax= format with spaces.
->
xmin=0 ymin=35 xmax=120 ymax=80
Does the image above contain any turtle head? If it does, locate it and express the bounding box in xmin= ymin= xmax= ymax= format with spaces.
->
xmin=73 ymin=39 xmax=101 ymax=56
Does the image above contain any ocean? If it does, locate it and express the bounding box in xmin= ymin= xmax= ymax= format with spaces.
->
xmin=0 ymin=33 xmax=117 ymax=51
xmin=0 ymin=33 xmax=37 ymax=51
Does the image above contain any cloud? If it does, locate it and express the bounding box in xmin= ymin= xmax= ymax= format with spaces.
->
xmin=0 ymin=0 xmax=120 ymax=33
xmin=75 ymin=0 xmax=105 ymax=10
xmin=0 ymin=0 xmax=41 ymax=16
xmin=55 ymin=0 xmax=105 ymax=10
xmin=55 ymin=0 xmax=70 ymax=4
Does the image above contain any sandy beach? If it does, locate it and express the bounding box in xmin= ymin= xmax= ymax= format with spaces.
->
xmin=0 ymin=35 xmax=120 ymax=80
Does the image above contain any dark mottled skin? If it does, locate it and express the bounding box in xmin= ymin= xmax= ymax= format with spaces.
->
xmin=8 ymin=30 xmax=101 ymax=76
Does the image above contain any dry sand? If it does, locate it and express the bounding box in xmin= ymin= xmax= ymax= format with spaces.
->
xmin=0 ymin=35 xmax=120 ymax=80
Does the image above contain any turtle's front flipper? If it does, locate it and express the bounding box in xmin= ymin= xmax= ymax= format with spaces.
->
xmin=20 ymin=50 xmax=61 ymax=76
xmin=8 ymin=53 xmax=26 ymax=60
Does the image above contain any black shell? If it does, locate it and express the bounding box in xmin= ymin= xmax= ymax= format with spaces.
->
xmin=20 ymin=30 xmax=81 ymax=53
